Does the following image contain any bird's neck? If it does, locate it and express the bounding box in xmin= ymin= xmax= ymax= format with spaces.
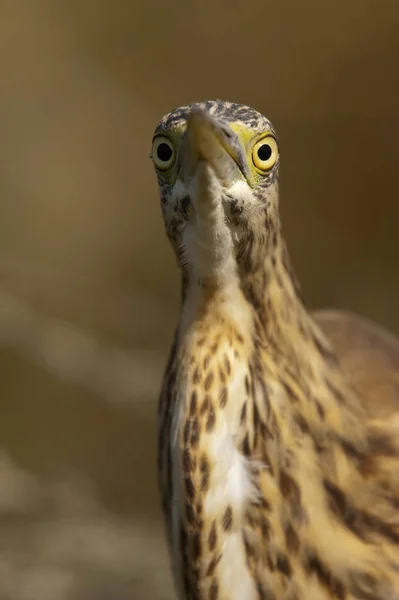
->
xmin=180 ymin=228 xmax=347 ymax=400
xmin=238 ymin=234 xmax=341 ymax=377
xmin=161 ymin=231 xmax=374 ymax=600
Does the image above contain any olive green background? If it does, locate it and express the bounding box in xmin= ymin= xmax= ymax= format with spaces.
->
xmin=0 ymin=1 xmax=398 ymax=598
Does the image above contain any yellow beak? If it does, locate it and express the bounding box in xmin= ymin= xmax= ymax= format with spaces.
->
xmin=180 ymin=108 xmax=248 ymax=186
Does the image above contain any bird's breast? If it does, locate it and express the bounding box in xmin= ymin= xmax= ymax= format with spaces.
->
xmin=159 ymin=287 xmax=270 ymax=599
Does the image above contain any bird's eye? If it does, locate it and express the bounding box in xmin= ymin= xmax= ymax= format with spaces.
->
xmin=152 ymin=136 xmax=176 ymax=170
xmin=252 ymin=136 xmax=278 ymax=172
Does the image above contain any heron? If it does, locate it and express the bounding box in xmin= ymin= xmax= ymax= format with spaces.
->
xmin=151 ymin=100 xmax=399 ymax=600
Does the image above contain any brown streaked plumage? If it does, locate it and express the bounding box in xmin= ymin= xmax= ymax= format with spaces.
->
xmin=150 ymin=100 xmax=399 ymax=600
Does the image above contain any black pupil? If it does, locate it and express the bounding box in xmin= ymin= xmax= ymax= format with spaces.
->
xmin=257 ymin=143 xmax=272 ymax=161
xmin=157 ymin=142 xmax=172 ymax=162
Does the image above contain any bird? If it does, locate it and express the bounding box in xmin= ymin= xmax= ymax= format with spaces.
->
xmin=150 ymin=100 xmax=399 ymax=600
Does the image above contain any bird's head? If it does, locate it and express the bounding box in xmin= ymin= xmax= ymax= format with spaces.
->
xmin=151 ymin=100 xmax=281 ymax=277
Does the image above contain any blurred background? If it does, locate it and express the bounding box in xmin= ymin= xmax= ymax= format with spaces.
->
xmin=0 ymin=1 xmax=398 ymax=598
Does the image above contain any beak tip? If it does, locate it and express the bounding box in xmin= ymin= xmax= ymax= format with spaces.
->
xmin=187 ymin=108 xmax=211 ymax=136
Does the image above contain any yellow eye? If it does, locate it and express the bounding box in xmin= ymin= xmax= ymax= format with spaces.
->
xmin=151 ymin=135 xmax=176 ymax=171
xmin=252 ymin=136 xmax=278 ymax=172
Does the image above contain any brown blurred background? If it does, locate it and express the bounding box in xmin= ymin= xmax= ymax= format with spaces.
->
xmin=0 ymin=1 xmax=398 ymax=598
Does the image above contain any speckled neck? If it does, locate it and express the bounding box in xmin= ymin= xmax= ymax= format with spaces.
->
xmin=159 ymin=225 xmax=399 ymax=600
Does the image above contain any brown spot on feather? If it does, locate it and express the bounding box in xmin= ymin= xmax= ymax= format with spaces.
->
xmin=204 ymin=371 xmax=214 ymax=390
xmin=285 ymin=522 xmax=300 ymax=554
xmin=189 ymin=390 xmax=197 ymax=416
xmin=276 ymin=552 xmax=292 ymax=578
xmin=220 ymin=387 xmax=228 ymax=408
xmin=185 ymin=476 xmax=195 ymax=500
xmin=192 ymin=531 xmax=201 ymax=561
xmin=280 ymin=471 xmax=301 ymax=504
xmin=183 ymin=449 xmax=195 ymax=474
xmin=200 ymin=455 xmax=210 ymax=492
xmin=209 ymin=522 xmax=217 ymax=550
xmin=186 ymin=502 xmax=196 ymax=525
xmin=201 ymin=395 xmax=211 ymax=415
xmin=224 ymin=354 xmax=231 ymax=375
xmin=240 ymin=402 xmax=248 ymax=425
xmin=209 ymin=580 xmax=219 ymax=600
xmin=242 ymin=435 xmax=251 ymax=456
xmin=193 ymin=368 xmax=201 ymax=385
xmin=206 ymin=555 xmax=221 ymax=577
xmin=260 ymin=516 xmax=270 ymax=541
xmin=211 ymin=341 xmax=218 ymax=354
xmin=190 ymin=418 xmax=200 ymax=448
xmin=222 ymin=506 xmax=233 ymax=531
xmin=206 ymin=405 xmax=216 ymax=431
xmin=183 ymin=421 xmax=191 ymax=445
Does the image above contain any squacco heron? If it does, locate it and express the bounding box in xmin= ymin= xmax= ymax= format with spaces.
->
xmin=150 ymin=100 xmax=399 ymax=600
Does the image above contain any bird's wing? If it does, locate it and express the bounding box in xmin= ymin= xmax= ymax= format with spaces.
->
xmin=313 ymin=309 xmax=399 ymax=419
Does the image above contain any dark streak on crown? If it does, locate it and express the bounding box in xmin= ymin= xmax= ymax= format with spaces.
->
xmin=155 ymin=100 xmax=276 ymax=138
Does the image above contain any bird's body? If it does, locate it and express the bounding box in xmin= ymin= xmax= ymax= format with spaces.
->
xmin=151 ymin=101 xmax=399 ymax=600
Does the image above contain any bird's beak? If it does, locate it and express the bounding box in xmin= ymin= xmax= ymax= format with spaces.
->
xmin=180 ymin=108 xmax=248 ymax=187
